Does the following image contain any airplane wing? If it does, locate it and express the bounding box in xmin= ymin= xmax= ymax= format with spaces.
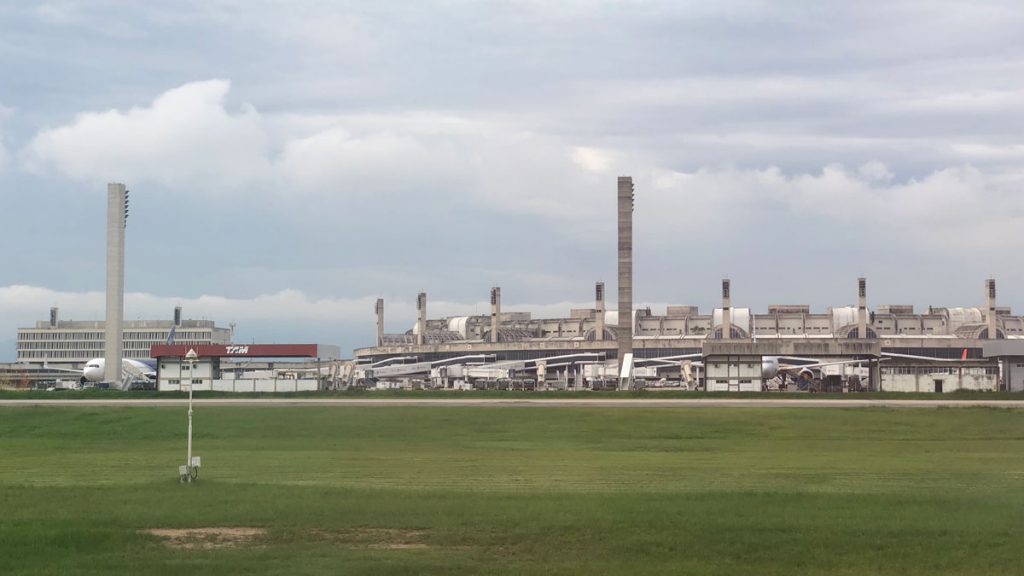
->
xmin=42 ymin=360 xmax=84 ymax=375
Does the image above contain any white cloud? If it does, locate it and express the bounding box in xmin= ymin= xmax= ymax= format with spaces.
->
xmin=270 ymin=110 xmax=616 ymax=220
xmin=0 ymin=103 xmax=11 ymax=171
xmin=20 ymin=80 xmax=614 ymax=223
xmin=0 ymin=285 xmax=599 ymax=356
xmin=0 ymin=285 xmax=372 ymax=327
xmin=20 ymin=78 xmax=1024 ymax=261
xmin=22 ymin=80 xmax=272 ymax=190
xmin=857 ymin=161 xmax=893 ymax=182
xmin=641 ymin=163 xmax=1024 ymax=255
xmin=572 ymin=147 xmax=614 ymax=173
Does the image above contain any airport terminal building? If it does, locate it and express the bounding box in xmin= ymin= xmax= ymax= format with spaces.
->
xmin=352 ymin=177 xmax=1024 ymax=394
xmin=15 ymin=307 xmax=231 ymax=367
xmin=352 ymin=278 xmax=1024 ymax=393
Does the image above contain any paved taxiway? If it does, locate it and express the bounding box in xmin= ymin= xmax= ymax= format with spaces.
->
xmin=1 ymin=398 xmax=1023 ymax=408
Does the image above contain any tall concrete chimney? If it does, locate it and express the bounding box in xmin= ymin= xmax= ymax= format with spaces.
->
xmin=986 ymin=278 xmax=997 ymax=339
xmin=173 ymin=305 xmax=182 ymax=327
xmin=104 ymin=183 xmax=127 ymax=383
xmin=595 ymin=281 xmax=605 ymax=341
xmin=416 ymin=292 xmax=426 ymax=346
xmin=617 ymin=177 xmax=634 ymax=377
xmin=375 ymin=298 xmax=385 ymax=347
xmin=49 ymin=307 xmax=59 ymax=328
xmin=490 ymin=287 xmax=501 ymax=343
xmin=721 ymin=279 xmax=731 ymax=339
xmin=858 ymin=277 xmax=868 ymax=338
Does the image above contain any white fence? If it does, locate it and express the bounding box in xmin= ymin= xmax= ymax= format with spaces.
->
xmin=160 ymin=379 xmax=319 ymax=392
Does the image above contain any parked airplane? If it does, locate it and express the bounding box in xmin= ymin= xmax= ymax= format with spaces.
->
xmin=46 ymin=358 xmax=157 ymax=385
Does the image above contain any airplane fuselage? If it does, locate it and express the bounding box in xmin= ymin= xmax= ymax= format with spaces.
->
xmin=82 ymin=358 xmax=156 ymax=382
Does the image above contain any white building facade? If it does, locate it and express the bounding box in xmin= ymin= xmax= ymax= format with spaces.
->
xmin=17 ymin=317 xmax=231 ymax=366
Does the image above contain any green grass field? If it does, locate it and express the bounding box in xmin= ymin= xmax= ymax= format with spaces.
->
xmin=1 ymin=405 xmax=1023 ymax=575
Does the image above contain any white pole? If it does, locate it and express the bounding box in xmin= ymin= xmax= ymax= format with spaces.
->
xmin=187 ymin=358 xmax=194 ymax=482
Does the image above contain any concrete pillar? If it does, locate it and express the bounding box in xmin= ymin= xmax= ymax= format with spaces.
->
xmin=986 ymin=278 xmax=997 ymax=339
xmin=104 ymin=183 xmax=127 ymax=383
xmin=617 ymin=177 xmax=634 ymax=380
xmin=490 ymin=287 xmax=501 ymax=343
xmin=49 ymin=307 xmax=58 ymax=328
xmin=375 ymin=298 xmax=385 ymax=347
xmin=595 ymin=282 xmax=605 ymax=341
xmin=416 ymin=292 xmax=426 ymax=346
xmin=721 ymin=279 xmax=731 ymax=339
xmin=858 ymin=277 xmax=868 ymax=338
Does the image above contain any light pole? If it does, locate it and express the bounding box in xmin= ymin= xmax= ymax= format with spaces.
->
xmin=179 ymin=348 xmax=202 ymax=483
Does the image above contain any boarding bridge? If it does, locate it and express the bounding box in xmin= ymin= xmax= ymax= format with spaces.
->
xmin=369 ymin=361 xmax=434 ymax=378
xmin=369 ymin=355 xmax=497 ymax=380
xmin=469 ymin=353 xmax=606 ymax=380
xmin=118 ymin=362 xmax=151 ymax=391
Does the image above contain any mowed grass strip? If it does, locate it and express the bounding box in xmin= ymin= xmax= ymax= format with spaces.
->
xmin=0 ymin=406 xmax=1022 ymax=575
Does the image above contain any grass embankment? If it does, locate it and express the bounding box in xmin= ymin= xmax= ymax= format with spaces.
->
xmin=1 ymin=406 xmax=1022 ymax=575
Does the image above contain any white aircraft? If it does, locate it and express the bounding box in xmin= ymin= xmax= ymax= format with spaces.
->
xmin=46 ymin=358 xmax=157 ymax=385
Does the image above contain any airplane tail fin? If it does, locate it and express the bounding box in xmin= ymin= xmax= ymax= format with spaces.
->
xmin=166 ymin=325 xmax=177 ymax=344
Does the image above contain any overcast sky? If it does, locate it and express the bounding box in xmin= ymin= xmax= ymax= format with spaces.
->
xmin=3 ymin=1 xmax=1024 ymax=359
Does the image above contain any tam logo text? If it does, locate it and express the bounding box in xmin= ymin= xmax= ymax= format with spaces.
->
xmin=225 ymin=346 xmax=250 ymax=355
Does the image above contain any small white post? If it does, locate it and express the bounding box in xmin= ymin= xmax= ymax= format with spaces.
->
xmin=182 ymin=348 xmax=199 ymax=483
xmin=187 ymin=370 xmax=193 ymax=480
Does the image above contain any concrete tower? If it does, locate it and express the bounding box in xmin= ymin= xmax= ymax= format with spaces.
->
xmin=416 ymin=292 xmax=427 ymax=346
xmin=594 ymin=281 xmax=605 ymax=341
xmin=104 ymin=183 xmax=128 ymax=383
xmin=375 ymin=298 xmax=385 ymax=347
xmin=858 ymin=277 xmax=868 ymax=338
xmin=490 ymin=287 xmax=501 ymax=343
xmin=617 ymin=177 xmax=634 ymax=379
xmin=174 ymin=305 xmax=182 ymax=327
xmin=721 ymin=279 xmax=731 ymax=339
xmin=986 ymin=278 xmax=997 ymax=339
xmin=49 ymin=307 xmax=59 ymax=328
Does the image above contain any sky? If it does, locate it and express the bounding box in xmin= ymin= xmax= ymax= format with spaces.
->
xmin=2 ymin=0 xmax=1024 ymax=359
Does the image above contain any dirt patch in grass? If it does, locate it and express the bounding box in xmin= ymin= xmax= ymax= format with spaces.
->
xmin=310 ymin=528 xmax=430 ymax=549
xmin=145 ymin=527 xmax=430 ymax=550
xmin=143 ymin=527 xmax=266 ymax=549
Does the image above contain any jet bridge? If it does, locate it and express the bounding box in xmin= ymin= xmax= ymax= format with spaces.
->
xmin=367 ymin=355 xmax=498 ymax=380
xmin=464 ymin=353 xmax=606 ymax=382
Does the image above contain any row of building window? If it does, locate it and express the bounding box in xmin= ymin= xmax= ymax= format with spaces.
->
xmin=18 ymin=340 xmax=206 ymax=352
xmin=19 ymin=331 xmax=214 ymax=341
xmin=19 ymin=332 xmax=104 ymax=340
xmin=883 ymin=366 xmax=1000 ymax=375
xmin=17 ymin=351 xmax=149 ymax=359
xmin=19 ymin=342 xmax=104 ymax=350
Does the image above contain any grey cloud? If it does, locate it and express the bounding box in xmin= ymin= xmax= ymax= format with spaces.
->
xmin=3 ymin=1 xmax=1024 ymax=359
